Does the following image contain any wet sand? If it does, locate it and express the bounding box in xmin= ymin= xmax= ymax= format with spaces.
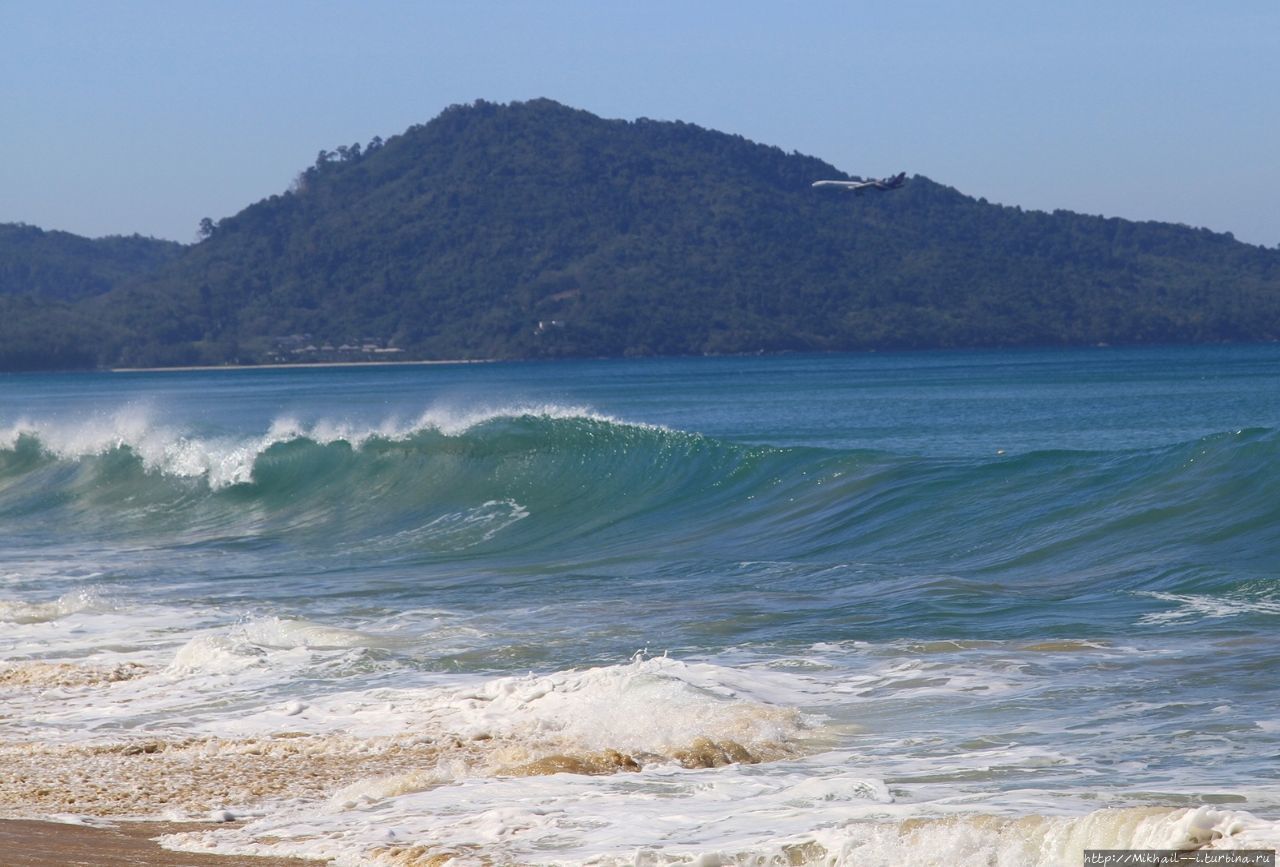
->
xmin=0 ymin=819 xmax=319 ymax=866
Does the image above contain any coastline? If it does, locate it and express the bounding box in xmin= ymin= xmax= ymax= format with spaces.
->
xmin=109 ymin=358 xmax=495 ymax=373
xmin=0 ymin=819 xmax=318 ymax=866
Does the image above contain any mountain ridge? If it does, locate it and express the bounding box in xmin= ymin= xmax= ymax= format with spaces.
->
xmin=2 ymin=98 xmax=1277 ymax=370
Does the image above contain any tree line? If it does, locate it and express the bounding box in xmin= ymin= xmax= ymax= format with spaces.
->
xmin=2 ymin=99 xmax=1278 ymax=371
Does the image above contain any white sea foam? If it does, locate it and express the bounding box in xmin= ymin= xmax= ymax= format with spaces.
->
xmin=2 ymin=408 xmax=267 ymax=488
xmin=408 ymin=402 xmax=663 ymax=438
xmin=235 ymin=616 xmax=393 ymax=650
xmin=5 ymin=586 xmax=1279 ymax=864
xmin=1137 ymin=591 xmax=1280 ymax=624
xmin=158 ymin=781 xmax=1280 ymax=867
xmin=165 ymin=633 xmax=269 ymax=676
xmin=807 ymin=805 xmax=1280 ymax=867
xmin=159 ymin=754 xmax=895 ymax=865
xmin=1 ymin=604 xmax=827 ymax=828
xmin=0 ymin=587 xmax=105 ymax=624
xmin=183 ymin=653 xmax=814 ymax=759
xmin=426 ymin=655 xmax=810 ymax=753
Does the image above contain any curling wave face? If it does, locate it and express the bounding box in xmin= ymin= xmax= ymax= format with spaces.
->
xmin=3 ymin=408 xmax=1278 ymax=587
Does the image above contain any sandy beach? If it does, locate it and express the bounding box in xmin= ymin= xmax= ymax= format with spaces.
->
xmin=0 ymin=819 xmax=318 ymax=866
xmin=109 ymin=359 xmax=494 ymax=373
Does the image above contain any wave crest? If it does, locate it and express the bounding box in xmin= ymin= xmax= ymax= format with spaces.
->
xmin=3 ymin=412 xmax=1278 ymax=576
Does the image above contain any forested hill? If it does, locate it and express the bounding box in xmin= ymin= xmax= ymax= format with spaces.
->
xmin=0 ymin=224 xmax=182 ymax=300
xmin=3 ymin=98 xmax=1279 ymax=370
xmin=0 ymin=225 xmax=184 ymax=370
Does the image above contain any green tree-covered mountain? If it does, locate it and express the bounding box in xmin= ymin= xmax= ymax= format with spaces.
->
xmin=0 ymin=225 xmax=182 ymax=370
xmin=4 ymin=99 xmax=1279 ymax=370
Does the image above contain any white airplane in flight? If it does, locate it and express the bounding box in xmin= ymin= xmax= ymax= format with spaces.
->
xmin=811 ymin=172 xmax=907 ymax=193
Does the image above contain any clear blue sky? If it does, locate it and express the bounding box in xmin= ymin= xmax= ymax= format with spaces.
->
xmin=2 ymin=1 xmax=1277 ymax=246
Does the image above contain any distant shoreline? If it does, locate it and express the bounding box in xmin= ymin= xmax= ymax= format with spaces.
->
xmin=109 ymin=358 xmax=496 ymax=373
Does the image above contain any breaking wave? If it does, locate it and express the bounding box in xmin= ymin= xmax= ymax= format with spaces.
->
xmin=1 ymin=410 xmax=1277 ymax=580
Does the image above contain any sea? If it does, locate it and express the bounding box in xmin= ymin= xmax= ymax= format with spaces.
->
xmin=2 ymin=345 xmax=1279 ymax=866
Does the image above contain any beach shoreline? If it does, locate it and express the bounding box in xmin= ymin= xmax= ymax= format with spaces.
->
xmin=109 ymin=358 xmax=495 ymax=373
xmin=0 ymin=818 xmax=319 ymax=866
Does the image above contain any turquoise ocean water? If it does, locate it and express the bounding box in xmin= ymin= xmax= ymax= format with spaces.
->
xmin=2 ymin=345 xmax=1279 ymax=864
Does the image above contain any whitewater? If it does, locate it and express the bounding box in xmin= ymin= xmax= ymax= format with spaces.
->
xmin=2 ymin=347 xmax=1279 ymax=865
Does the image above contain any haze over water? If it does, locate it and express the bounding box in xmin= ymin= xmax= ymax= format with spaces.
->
xmin=2 ymin=345 xmax=1279 ymax=865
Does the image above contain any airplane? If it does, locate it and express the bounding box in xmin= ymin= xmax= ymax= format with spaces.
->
xmin=811 ymin=172 xmax=907 ymax=193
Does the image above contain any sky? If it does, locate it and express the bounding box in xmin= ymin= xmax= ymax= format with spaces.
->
xmin=2 ymin=1 xmax=1277 ymax=247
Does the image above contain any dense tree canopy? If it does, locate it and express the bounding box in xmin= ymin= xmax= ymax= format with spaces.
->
xmin=2 ymin=99 xmax=1278 ymax=370
xmin=0 ymin=224 xmax=181 ymax=301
